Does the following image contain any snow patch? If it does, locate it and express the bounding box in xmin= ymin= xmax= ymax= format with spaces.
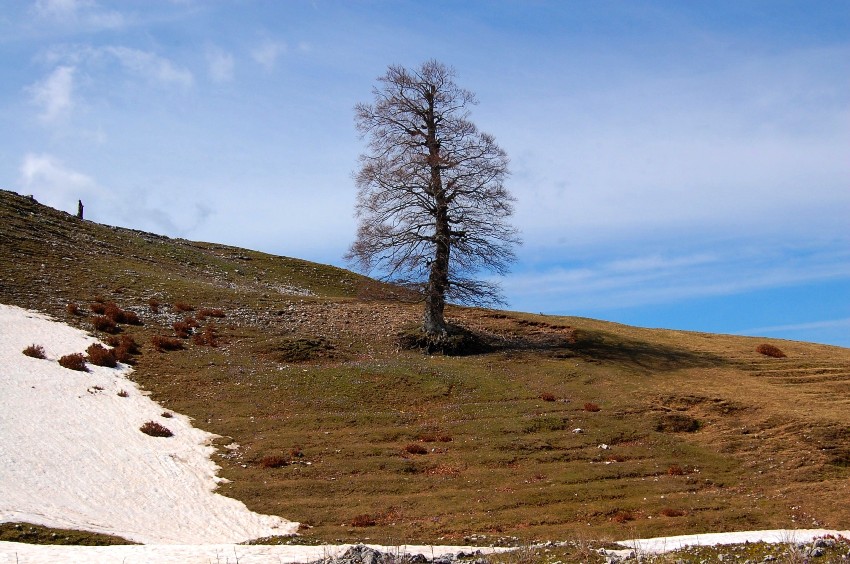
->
xmin=0 ymin=304 xmax=298 ymax=544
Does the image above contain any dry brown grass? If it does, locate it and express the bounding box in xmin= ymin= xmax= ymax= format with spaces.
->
xmin=140 ymin=421 xmax=173 ymax=437
xmin=58 ymin=353 xmax=87 ymax=371
xmin=404 ymin=443 xmax=428 ymax=455
xmin=22 ymin=344 xmax=46 ymax=359
xmin=86 ymin=343 xmax=117 ymax=368
xmin=151 ymin=335 xmax=183 ymax=352
xmin=258 ymin=455 xmax=289 ymax=468
xmin=756 ymin=343 xmax=786 ymax=358
xmin=349 ymin=514 xmax=376 ymax=527
xmin=173 ymin=301 xmax=194 ymax=312
xmin=584 ymin=402 xmax=601 ymax=412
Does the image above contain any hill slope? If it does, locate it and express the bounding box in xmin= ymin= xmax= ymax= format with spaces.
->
xmin=1 ymin=189 xmax=849 ymax=545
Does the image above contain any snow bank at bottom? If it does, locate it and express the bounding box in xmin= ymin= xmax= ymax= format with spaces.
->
xmin=618 ymin=528 xmax=850 ymax=554
xmin=0 ymin=304 xmax=298 ymax=544
xmin=0 ymin=542 xmax=510 ymax=564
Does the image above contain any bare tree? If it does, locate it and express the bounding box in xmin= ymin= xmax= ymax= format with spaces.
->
xmin=347 ymin=60 xmax=520 ymax=337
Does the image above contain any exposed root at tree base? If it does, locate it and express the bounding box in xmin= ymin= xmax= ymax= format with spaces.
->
xmin=397 ymin=323 xmax=492 ymax=356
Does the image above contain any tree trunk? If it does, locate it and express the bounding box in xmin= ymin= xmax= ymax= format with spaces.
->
xmin=422 ymin=86 xmax=449 ymax=337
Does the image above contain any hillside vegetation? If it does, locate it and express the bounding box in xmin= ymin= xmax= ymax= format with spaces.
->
xmin=1 ymin=189 xmax=849 ymax=547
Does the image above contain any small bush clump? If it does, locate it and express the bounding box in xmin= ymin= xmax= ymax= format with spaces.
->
xmin=66 ymin=303 xmax=80 ymax=316
xmin=756 ymin=343 xmax=786 ymax=358
xmin=667 ymin=464 xmax=684 ymax=476
xmin=107 ymin=335 xmax=139 ymax=363
xmin=584 ymin=402 xmax=601 ymax=412
xmin=418 ymin=432 xmax=452 ymax=443
xmin=404 ymin=443 xmax=428 ymax=455
xmin=151 ymin=335 xmax=183 ymax=352
xmin=22 ymin=344 xmax=46 ymax=359
xmin=148 ymin=298 xmax=160 ymax=313
xmin=540 ymin=393 xmax=556 ymax=402
xmin=197 ymin=308 xmax=225 ymax=320
xmin=660 ymin=508 xmax=685 ymax=517
xmin=259 ymin=455 xmax=289 ymax=468
xmin=103 ymin=303 xmax=141 ymax=325
xmin=92 ymin=316 xmax=118 ymax=334
xmin=192 ymin=324 xmax=219 ymax=347
xmin=90 ymin=302 xmax=107 ymax=315
xmin=86 ymin=343 xmax=117 ymax=368
xmin=140 ymin=421 xmax=173 ymax=437
xmin=611 ymin=510 xmax=635 ymax=523
xmin=350 ymin=514 xmax=376 ymax=527
xmin=172 ymin=321 xmax=192 ymax=339
xmin=58 ymin=353 xmax=87 ymax=371
xmin=173 ymin=302 xmax=194 ymax=312
xmin=161 ymin=412 xmax=173 ymax=418
xmin=117 ymin=390 xmax=129 ymax=397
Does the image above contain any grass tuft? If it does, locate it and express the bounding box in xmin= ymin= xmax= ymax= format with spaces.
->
xmin=86 ymin=343 xmax=117 ymax=368
xmin=756 ymin=343 xmax=786 ymax=358
xmin=140 ymin=421 xmax=173 ymax=437
xmin=58 ymin=353 xmax=87 ymax=371
xmin=22 ymin=344 xmax=46 ymax=359
xmin=584 ymin=402 xmax=601 ymax=412
xmin=151 ymin=335 xmax=183 ymax=352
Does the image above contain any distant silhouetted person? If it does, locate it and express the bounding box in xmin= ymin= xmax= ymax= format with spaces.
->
xmin=77 ymin=200 xmax=84 ymax=219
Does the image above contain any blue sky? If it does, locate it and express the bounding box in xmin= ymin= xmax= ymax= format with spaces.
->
xmin=2 ymin=1 xmax=848 ymax=347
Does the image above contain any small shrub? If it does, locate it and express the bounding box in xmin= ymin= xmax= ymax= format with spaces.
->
xmin=110 ymin=335 xmax=139 ymax=363
xmin=540 ymin=393 xmax=556 ymax=402
xmin=611 ymin=510 xmax=635 ymax=523
xmin=404 ymin=443 xmax=428 ymax=455
xmin=259 ymin=455 xmax=289 ymax=468
xmin=151 ymin=335 xmax=183 ymax=352
xmin=58 ymin=353 xmax=87 ymax=371
xmin=161 ymin=412 xmax=173 ymax=418
xmin=22 ymin=344 xmax=46 ymax=359
xmin=350 ymin=514 xmax=376 ymax=527
xmin=117 ymin=390 xmax=129 ymax=398
xmin=93 ymin=295 xmax=106 ymax=304
xmin=148 ymin=298 xmax=160 ymax=313
xmin=66 ymin=303 xmax=80 ymax=316
xmin=86 ymin=343 xmax=117 ymax=368
xmin=667 ymin=464 xmax=684 ymax=476
xmin=140 ymin=421 xmax=173 ymax=437
xmin=173 ymin=302 xmax=194 ymax=312
xmin=192 ymin=324 xmax=219 ymax=347
xmin=584 ymin=402 xmax=601 ymax=412
xmin=290 ymin=446 xmax=304 ymax=458
xmin=756 ymin=343 xmax=786 ymax=358
xmin=102 ymin=303 xmax=141 ymax=325
xmin=92 ymin=316 xmax=118 ymax=334
xmin=661 ymin=508 xmax=685 ymax=517
xmin=172 ymin=321 xmax=191 ymax=339
xmin=90 ymin=302 xmax=107 ymax=314
xmin=198 ymin=307 xmax=225 ymax=319
xmin=184 ymin=316 xmax=199 ymax=328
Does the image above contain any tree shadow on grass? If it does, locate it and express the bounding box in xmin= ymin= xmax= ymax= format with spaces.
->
xmin=566 ymin=329 xmax=730 ymax=372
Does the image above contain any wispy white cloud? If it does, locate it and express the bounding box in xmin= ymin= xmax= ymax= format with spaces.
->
xmin=103 ymin=46 xmax=193 ymax=89
xmin=27 ymin=65 xmax=75 ymax=123
xmin=206 ymin=46 xmax=234 ymax=83
xmin=18 ymin=153 xmax=101 ymax=210
xmin=739 ymin=317 xmax=850 ymax=336
xmin=504 ymin=246 xmax=850 ymax=313
xmin=32 ymin=0 xmax=125 ymax=30
xmin=251 ymin=39 xmax=286 ymax=71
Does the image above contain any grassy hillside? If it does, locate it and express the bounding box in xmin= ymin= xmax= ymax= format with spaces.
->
xmin=2 ymin=189 xmax=849 ymax=547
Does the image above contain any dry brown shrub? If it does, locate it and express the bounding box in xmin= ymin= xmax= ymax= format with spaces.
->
xmin=151 ymin=335 xmax=183 ymax=352
xmin=290 ymin=446 xmax=304 ymax=458
xmin=66 ymin=303 xmax=80 ymax=316
xmin=22 ymin=344 xmax=46 ymax=359
xmin=667 ymin=464 xmax=684 ymax=476
xmin=660 ymin=508 xmax=685 ymax=517
xmin=198 ymin=308 xmax=225 ymax=319
xmin=173 ymin=302 xmax=194 ymax=312
xmin=86 ymin=343 xmax=117 ymax=368
xmin=148 ymin=298 xmax=160 ymax=313
xmin=140 ymin=421 xmax=173 ymax=437
xmin=117 ymin=390 xmax=129 ymax=397
xmin=350 ymin=514 xmax=376 ymax=527
xmin=540 ymin=392 xmax=556 ymax=402
xmin=611 ymin=510 xmax=635 ymax=523
xmin=418 ymin=432 xmax=452 ymax=443
xmin=756 ymin=343 xmax=786 ymax=358
xmin=404 ymin=443 xmax=428 ymax=455
xmin=192 ymin=324 xmax=219 ymax=347
xmin=172 ymin=321 xmax=191 ymax=339
xmin=161 ymin=412 xmax=173 ymax=418
xmin=93 ymin=295 xmax=106 ymax=304
xmin=90 ymin=302 xmax=107 ymax=314
xmin=584 ymin=402 xmax=601 ymax=412
xmin=259 ymin=455 xmax=289 ymax=468
xmin=58 ymin=353 xmax=87 ymax=371
xmin=92 ymin=315 xmax=118 ymax=334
